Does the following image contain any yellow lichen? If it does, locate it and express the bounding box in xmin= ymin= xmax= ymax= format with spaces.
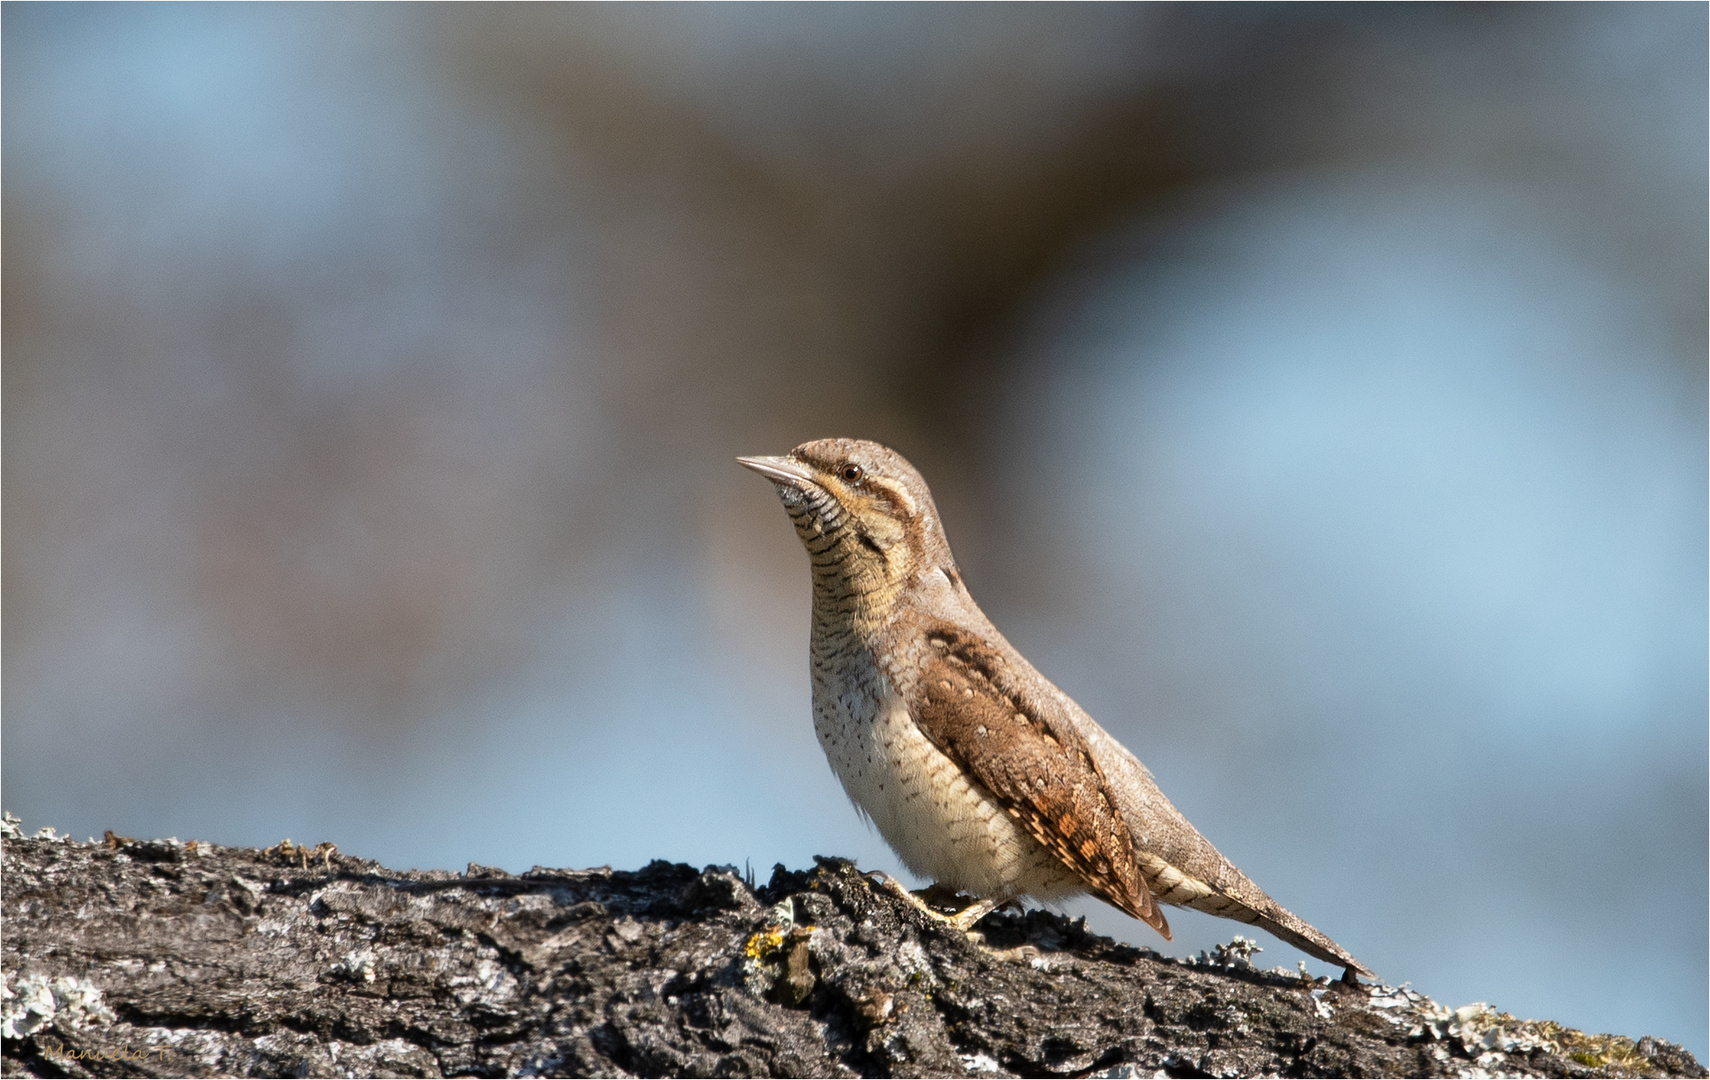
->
xmin=744 ymin=926 xmax=789 ymax=963
xmin=1556 ymin=1029 xmax=1647 ymax=1071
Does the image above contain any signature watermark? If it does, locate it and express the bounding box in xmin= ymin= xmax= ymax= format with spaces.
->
xmin=39 ymin=1041 xmax=171 ymax=1065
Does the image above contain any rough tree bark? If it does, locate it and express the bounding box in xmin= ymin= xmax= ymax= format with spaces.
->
xmin=1 ymin=821 xmax=1701 ymax=1079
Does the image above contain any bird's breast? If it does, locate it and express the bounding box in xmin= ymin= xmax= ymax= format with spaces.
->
xmin=807 ymin=636 xmax=1078 ymax=901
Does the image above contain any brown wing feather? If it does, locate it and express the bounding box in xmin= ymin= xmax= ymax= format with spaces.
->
xmin=904 ymin=623 xmax=1170 ymax=939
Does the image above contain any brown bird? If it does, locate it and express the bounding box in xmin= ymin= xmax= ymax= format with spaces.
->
xmin=739 ymin=437 xmax=1372 ymax=980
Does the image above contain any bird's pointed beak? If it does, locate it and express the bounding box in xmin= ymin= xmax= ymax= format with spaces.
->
xmin=736 ymin=454 xmax=819 ymax=488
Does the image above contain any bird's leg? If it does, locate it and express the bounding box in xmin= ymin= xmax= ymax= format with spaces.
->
xmin=947 ymin=895 xmax=1003 ymax=932
xmin=864 ymin=871 xmax=941 ymax=919
xmin=862 ymin=871 xmax=1004 ymax=931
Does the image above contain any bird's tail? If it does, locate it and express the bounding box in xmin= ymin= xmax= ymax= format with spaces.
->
xmin=1135 ymin=851 xmax=1373 ymax=977
xmin=1180 ymin=887 xmax=1372 ymax=978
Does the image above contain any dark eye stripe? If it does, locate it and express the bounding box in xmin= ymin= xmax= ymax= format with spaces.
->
xmin=863 ymin=477 xmax=913 ymax=517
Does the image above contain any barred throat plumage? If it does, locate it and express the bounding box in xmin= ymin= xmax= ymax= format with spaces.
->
xmin=738 ymin=438 xmax=1372 ymax=980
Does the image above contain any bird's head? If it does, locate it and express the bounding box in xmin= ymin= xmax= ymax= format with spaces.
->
xmin=738 ymin=438 xmax=958 ymax=603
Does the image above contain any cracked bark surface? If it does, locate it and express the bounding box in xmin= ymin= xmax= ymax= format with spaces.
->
xmin=2 ymin=829 xmax=1702 ymax=1079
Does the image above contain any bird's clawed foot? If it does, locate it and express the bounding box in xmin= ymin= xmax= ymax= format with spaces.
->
xmin=862 ymin=871 xmax=1004 ymax=932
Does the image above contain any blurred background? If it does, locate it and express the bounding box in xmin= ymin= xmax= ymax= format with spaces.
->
xmin=4 ymin=2 xmax=1704 ymax=1058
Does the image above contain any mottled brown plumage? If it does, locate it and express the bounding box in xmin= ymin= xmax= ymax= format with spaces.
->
xmin=910 ymin=623 xmax=1166 ymax=937
xmin=739 ymin=437 xmax=1371 ymax=979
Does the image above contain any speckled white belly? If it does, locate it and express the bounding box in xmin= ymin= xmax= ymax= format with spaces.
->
xmin=810 ymin=658 xmax=1078 ymax=903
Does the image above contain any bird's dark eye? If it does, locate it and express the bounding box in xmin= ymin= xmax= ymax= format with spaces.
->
xmin=840 ymin=464 xmax=864 ymax=483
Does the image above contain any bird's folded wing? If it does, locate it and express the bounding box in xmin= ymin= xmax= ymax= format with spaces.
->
xmin=903 ymin=622 xmax=1169 ymax=939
